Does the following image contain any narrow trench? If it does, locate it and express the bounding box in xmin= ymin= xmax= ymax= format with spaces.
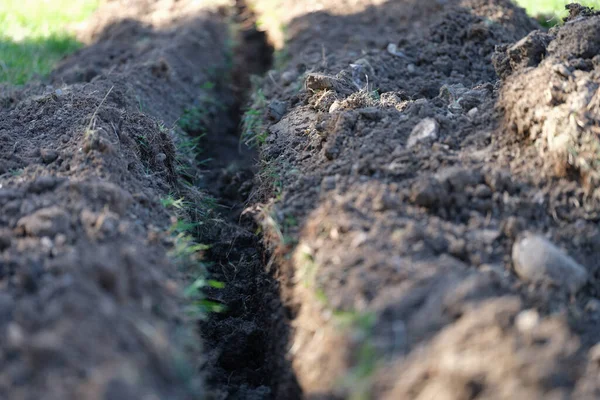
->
xmin=190 ymin=2 xmax=301 ymax=399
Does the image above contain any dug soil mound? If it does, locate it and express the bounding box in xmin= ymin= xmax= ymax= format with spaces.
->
xmin=4 ymin=0 xmax=600 ymax=399
xmin=0 ymin=1 xmax=237 ymax=399
xmin=246 ymin=0 xmax=600 ymax=398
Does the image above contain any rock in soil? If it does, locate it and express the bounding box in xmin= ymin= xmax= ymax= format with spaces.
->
xmin=512 ymin=234 xmax=588 ymax=293
xmin=406 ymin=118 xmax=439 ymax=148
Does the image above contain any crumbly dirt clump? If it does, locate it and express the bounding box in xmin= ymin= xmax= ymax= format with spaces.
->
xmin=497 ymin=7 xmax=600 ymax=191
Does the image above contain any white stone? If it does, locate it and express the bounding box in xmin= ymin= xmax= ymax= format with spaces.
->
xmin=515 ymin=309 xmax=540 ymax=333
xmin=512 ymin=234 xmax=588 ymax=293
xmin=329 ymin=100 xmax=341 ymax=113
xmin=407 ymin=118 xmax=439 ymax=148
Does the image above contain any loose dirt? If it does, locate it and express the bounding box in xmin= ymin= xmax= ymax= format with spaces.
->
xmin=247 ymin=0 xmax=600 ymax=398
xmin=2 ymin=0 xmax=600 ymax=399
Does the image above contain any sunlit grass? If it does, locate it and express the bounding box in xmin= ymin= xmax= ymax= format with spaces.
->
xmin=515 ymin=0 xmax=600 ymax=25
xmin=0 ymin=0 xmax=98 ymax=84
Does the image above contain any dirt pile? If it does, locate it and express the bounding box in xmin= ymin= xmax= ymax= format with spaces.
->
xmin=4 ymin=0 xmax=600 ymax=398
xmin=0 ymin=1 xmax=236 ymax=399
xmin=245 ymin=0 xmax=600 ymax=398
xmin=497 ymin=5 xmax=600 ymax=191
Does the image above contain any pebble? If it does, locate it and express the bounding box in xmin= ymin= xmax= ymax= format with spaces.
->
xmin=512 ymin=234 xmax=588 ymax=293
xmin=406 ymin=118 xmax=439 ymax=148
xmin=329 ymin=100 xmax=341 ymax=113
xmin=467 ymin=107 xmax=478 ymax=118
xmin=40 ymin=148 xmax=59 ymax=164
xmin=515 ymin=309 xmax=540 ymax=333
xmin=268 ymin=100 xmax=287 ymax=122
xmin=386 ymin=43 xmax=407 ymax=58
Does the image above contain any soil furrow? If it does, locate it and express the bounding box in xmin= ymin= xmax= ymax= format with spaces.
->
xmin=194 ymin=3 xmax=300 ymax=399
xmin=3 ymin=0 xmax=600 ymax=399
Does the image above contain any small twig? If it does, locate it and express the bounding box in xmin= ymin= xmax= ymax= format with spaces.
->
xmin=86 ymin=86 xmax=114 ymax=133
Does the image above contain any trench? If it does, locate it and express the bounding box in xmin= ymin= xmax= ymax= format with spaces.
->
xmin=188 ymin=2 xmax=301 ymax=399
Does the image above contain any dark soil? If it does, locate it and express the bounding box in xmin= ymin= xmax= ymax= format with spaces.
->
xmin=0 ymin=0 xmax=286 ymax=399
xmin=3 ymin=0 xmax=600 ymax=399
xmin=246 ymin=0 xmax=600 ymax=398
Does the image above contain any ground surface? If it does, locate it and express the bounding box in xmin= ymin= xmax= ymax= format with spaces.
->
xmin=2 ymin=0 xmax=600 ymax=399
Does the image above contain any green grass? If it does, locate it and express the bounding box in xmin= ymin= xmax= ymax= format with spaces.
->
xmin=0 ymin=0 xmax=98 ymax=84
xmin=515 ymin=0 xmax=600 ymax=25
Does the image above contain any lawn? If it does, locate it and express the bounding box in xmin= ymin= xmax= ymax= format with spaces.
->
xmin=0 ymin=0 xmax=98 ymax=84
xmin=515 ymin=0 xmax=600 ymax=25
xmin=0 ymin=0 xmax=598 ymax=85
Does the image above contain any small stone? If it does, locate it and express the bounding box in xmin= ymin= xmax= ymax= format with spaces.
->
xmin=515 ymin=309 xmax=540 ymax=333
xmin=406 ymin=118 xmax=439 ymax=148
xmin=268 ymin=100 xmax=287 ymax=122
xmin=386 ymin=43 xmax=407 ymax=58
xmin=407 ymin=64 xmax=416 ymax=74
xmin=40 ymin=148 xmax=58 ymax=164
xmin=60 ymin=135 xmax=70 ymax=143
xmin=329 ymin=101 xmax=341 ymax=113
xmin=467 ymin=107 xmax=479 ymax=118
xmin=512 ymin=234 xmax=588 ymax=293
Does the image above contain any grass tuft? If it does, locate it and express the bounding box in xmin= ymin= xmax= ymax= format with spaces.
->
xmin=515 ymin=0 xmax=600 ymax=26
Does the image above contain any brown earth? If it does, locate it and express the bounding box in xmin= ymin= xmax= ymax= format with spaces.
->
xmin=0 ymin=0 xmax=272 ymax=399
xmin=3 ymin=0 xmax=600 ymax=399
xmin=246 ymin=0 xmax=600 ymax=399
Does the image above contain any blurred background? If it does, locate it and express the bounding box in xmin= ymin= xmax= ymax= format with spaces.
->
xmin=1 ymin=0 xmax=599 ymax=85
